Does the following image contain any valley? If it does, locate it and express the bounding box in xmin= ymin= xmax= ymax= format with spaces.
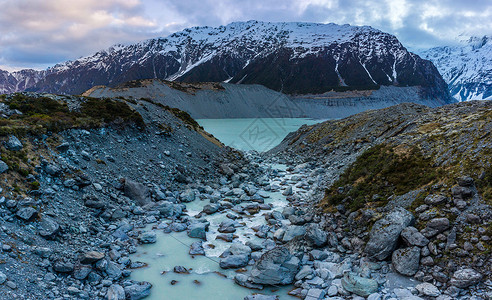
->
xmin=0 ymin=19 xmax=489 ymax=300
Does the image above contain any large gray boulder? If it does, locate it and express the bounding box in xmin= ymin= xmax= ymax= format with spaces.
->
xmin=38 ymin=216 xmax=60 ymax=239
xmin=124 ymin=179 xmax=151 ymax=206
xmin=0 ymin=161 xmax=8 ymax=174
xmin=124 ymin=282 xmax=152 ymax=300
xmin=249 ymin=246 xmax=300 ymax=285
xmin=106 ymin=284 xmax=125 ymax=300
xmin=187 ymin=222 xmax=209 ymax=240
xmin=392 ymin=247 xmax=420 ymax=276
xmin=365 ymin=207 xmax=414 ymax=260
xmin=401 ymin=226 xmax=429 ymax=247
xmin=16 ymin=207 xmax=38 ymax=221
xmin=449 ymin=268 xmax=483 ymax=288
xmin=341 ymin=272 xmax=378 ymax=297
xmin=219 ymin=254 xmax=250 ymax=269
xmin=304 ymin=223 xmax=327 ymax=247
xmin=5 ymin=135 xmax=23 ymax=150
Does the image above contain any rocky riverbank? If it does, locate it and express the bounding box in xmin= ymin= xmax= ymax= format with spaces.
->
xmin=0 ymin=92 xmax=489 ymax=300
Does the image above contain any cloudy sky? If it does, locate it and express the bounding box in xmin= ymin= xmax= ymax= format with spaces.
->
xmin=0 ymin=0 xmax=490 ymax=71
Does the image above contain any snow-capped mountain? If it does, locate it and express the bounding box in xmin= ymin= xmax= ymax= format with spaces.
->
xmin=0 ymin=69 xmax=47 ymax=94
xmin=419 ymin=35 xmax=492 ymax=101
xmin=2 ymin=21 xmax=450 ymax=100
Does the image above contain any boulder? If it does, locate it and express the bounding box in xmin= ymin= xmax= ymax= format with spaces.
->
xmin=392 ymin=247 xmax=420 ymax=276
xmin=54 ymin=261 xmax=74 ymax=273
xmin=244 ymin=295 xmax=278 ymax=300
xmin=124 ymin=282 xmax=152 ymax=300
xmin=124 ymin=179 xmax=151 ymax=206
xmin=189 ymin=241 xmax=205 ymax=255
xmin=187 ymin=222 xmax=208 ymax=240
xmin=180 ymin=189 xmax=196 ymax=202
xmin=249 ymin=246 xmax=300 ymax=285
xmin=156 ymin=201 xmax=184 ymax=218
xmin=401 ymin=227 xmax=429 ymax=247
xmin=106 ymin=284 xmax=125 ymax=300
xmin=38 ymin=216 xmax=60 ymax=239
xmin=416 ymin=282 xmax=441 ymax=297
xmin=203 ymin=203 xmax=220 ymax=215
xmin=449 ymin=268 xmax=482 ymax=288
xmin=15 ymin=207 xmax=37 ymax=221
xmin=421 ymin=218 xmax=449 ymax=238
xmin=0 ymin=161 xmax=8 ymax=174
xmin=365 ymin=207 xmax=414 ymax=260
xmin=80 ymin=251 xmax=105 ymax=264
xmin=139 ymin=231 xmax=157 ymax=244
xmin=341 ymin=272 xmax=378 ymax=297
xmin=305 ymin=223 xmax=327 ymax=247
xmin=5 ymin=135 xmax=23 ymax=150
xmin=219 ymin=254 xmax=250 ymax=269
xmin=282 ymin=225 xmax=306 ymax=242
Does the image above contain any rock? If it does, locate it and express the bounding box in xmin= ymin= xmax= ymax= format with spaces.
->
xmin=401 ymin=227 xmax=429 ymax=247
xmin=282 ymin=186 xmax=293 ymax=196
xmin=45 ymin=163 xmax=61 ymax=176
xmin=249 ymin=246 xmax=300 ymax=285
xmin=56 ymin=142 xmax=70 ymax=152
xmin=54 ymin=261 xmax=74 ymax=273
xmin=5 ymin=135 xmax=23 ymax=150
xmin=341 ymin=272 xmax=378 ymax=297
xmin=203 ymin=203 xmax=220 ymax=215
xmin=416 ymin=282 xmax=441 ymax=297
xmin=392 ymin=247 xmax=420 ymax=276
xmin=422 ymin=218 xmax=449 ymax=238
xmin=106 ymin=262 xmax=122 ymax=279
xmin=15 ymin=207 xmax=37 ymax=221
xmin=219 ymin=254 xmax=250 ymax=269
xmin=189 ymin=241 xmax=205 ymax=255
xmin=173 ymin=266 xmax=189 ymax=274
xmin=187 ymin=222 xmax=208 ymax=240
xmin=124 ymin=179 xmax=151 ymax=206
xmin=449 ymin=268 xmax=482 ymax=288
xmin=295 ymin=265 xmax=313 ymax=280
xmin=244 ymin=294 xmax=278 ymax=300
xmin=457 ymin=176 xmax=474 ymax=187
xmin=0 ymin=161 xmax=8 ymax=174
xmin=73 ymin=265 xmax=92 ymax=280
xmin=365 ymin=207 xmax=414 ymax=260
xmin=223 ymin=243 xmax=252 ymax=257
xmin=106 ymin=284 xmax=125 ymax=300
xmin=124 ymin=282 xmax=152 ymax=300
xmin=80 ymin=251 xmax=105 ymax=264
xmin=139 ymin=231 xmax=157 ymax=244
xmin=234 ymin=274 xmax=264 ymax=290
xmin=305 ymin=288 xmax=326 ymax=300
xmin=180 ymin=189 xmax=196 ymax=202
xmin=305 ymin=223 xmax=327 ymax=247
xmin=156 ymin=201 xmax=184 ymax=218
xmin=38 ymin=216 xmax=60 ymax=239
xmin=0 ymin=271 xmax=7 ymax=284
xmin=282 ymin=225 xmax=306 ymax=242
xmin=424 ymin=194 xmax=447 ymax=205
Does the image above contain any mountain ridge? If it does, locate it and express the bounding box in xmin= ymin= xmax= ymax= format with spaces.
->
xmin=1 ymin=21 xmax=450 ymax=101
xmin=418 ymin=34 xmax=492 ymax=101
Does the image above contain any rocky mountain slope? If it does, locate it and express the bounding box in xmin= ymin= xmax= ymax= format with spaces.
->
xmin=0 ymin=92 xmax=245 ymax=299
xmin=419 ymin=35 xmax=492 ymax=101
xmin=2 ymin=21 xmax=450 ymax=101
xmin=267 ymin=100 xmax=492 ymax=298
xmin=84 ymin=79 xmax=454 ymax=120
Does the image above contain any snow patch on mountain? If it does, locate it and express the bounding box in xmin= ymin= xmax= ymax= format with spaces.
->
xmin=418 ymin=35 xmax=492 ymax=101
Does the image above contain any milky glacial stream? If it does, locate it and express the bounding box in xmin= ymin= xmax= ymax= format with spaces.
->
xmin=129 ymin=185 xmax=296 ymax=299
xmin=129 ymin=118 xmax=317 ymax=299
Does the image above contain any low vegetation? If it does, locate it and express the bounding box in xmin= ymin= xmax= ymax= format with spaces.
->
xmin=0 ymin=93 xmax=145 ymax=136
xmin=321 ymin=144 xmax=442 ymax=211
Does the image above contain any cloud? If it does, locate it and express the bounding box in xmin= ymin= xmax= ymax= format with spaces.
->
xmin=0 ymin=0 xmax=490 ymax=69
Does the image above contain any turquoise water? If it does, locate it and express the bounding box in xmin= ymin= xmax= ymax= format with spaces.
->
xmin=197 ymin=118 xmax=320 ymax=152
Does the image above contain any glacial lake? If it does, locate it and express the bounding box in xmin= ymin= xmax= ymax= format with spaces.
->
xmin=196 ymin=118 xmax=321 ymax=152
